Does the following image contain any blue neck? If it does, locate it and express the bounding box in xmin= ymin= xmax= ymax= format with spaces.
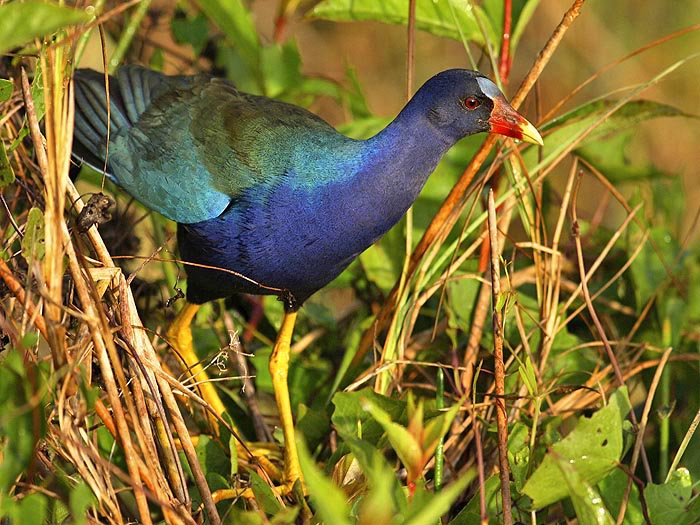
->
xmin=341 ymin=101 xmax=455 ymax=239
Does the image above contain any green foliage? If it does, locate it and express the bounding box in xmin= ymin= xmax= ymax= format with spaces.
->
xmin=0 ymin=79 xmax=12 ymax=101
xmin=0 ymin=139 xmax=14 ymax=189
xmin=645 ymin=468 xmax=700 ymax=525
xmin=21 ymin=207 xmax=45 ymax=262
xmin=523 ymin=388 xmax=631 ymax=509
xmin=311 ymin=0 xmax=541 ymax=63
xmin=0 ymin=2 xmax=90 ymax=55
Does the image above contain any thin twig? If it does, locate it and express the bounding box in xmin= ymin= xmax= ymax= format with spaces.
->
xmin=487 ymin=189 xmax=512 ymax=525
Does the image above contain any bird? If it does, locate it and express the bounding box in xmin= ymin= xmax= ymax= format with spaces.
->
xmin=71 ymin=65 xmax=543 ymax=489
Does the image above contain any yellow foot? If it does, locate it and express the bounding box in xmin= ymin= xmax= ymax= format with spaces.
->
xmin=269 ymin=310 xmax=304 ymax=489
xmin=211 ymin=478 xmax=303 ymax=503
xmin=166 ymin=302 xmax=227 ymax=430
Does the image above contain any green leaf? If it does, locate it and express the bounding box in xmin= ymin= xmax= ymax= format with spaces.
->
xmin=421 ymin=401 xmax=461 ymax=455
xmin=559 ymin=461 xmax=615 ymax=525
xmin=0 ymin=141 xmax=14 ymax=189
xmin=0 ymin=2 xmax=90 ymax=55
xmin=198 ymin=0 xmax=261 ymax=82
xmin=310 ymin=0 xmax=488 ymax=46
xmin=171 ymin=12 xmax=210 ymax=55
xmin=260 ymin=41 xmax=303 ymax=98
xmin=508 ymin=422 xmax=530 ymax=491
xmin=598 ymin=469 xmax=645 ymax=525
xmin=0 ymin=79 xmax=12 ymax=102
xmin=481 ymin=0 xmax=541 ymax=56
xmin=0 ymin=351 xmax=47 ymax=495
xmin=68 ymin=482 xmax=94 ymax=525
xmin=297 ymin=437 xmax=352 ymax=525
xmin=645 ymin=468 xmax=700 ymax=525
xmin=510 ymin=0 xmax=541 ymax=53
xmin=628 ymin=226 xmax=678 ymax=310
xmin=332 ymin=388 xmax=406 ymax=444
xmin=349 ymin=435 xmax=399 ymax=524
xmin=359 ymin=230 xmax=404 ymax=293
xmin=15 ymin=492 xmax=48 ymax=524
xmin=21 ymin=207 xmax=45 ymax=263
xmin=248 ymin=471 xmax=283 ymax=515
xmin=361 ymin=397 xmax=423 ymax=477
xmin=523 ymin=388 xmax=631 ymax=508
xmin=449 ymin=474 xmax=501 ymax=524
xmin=403 ymin=468 xmax=476 ymax=525
xmin=194 ymin=435 xmax=231 ymax=481
xmin=444 ymin=277 xmax=480 ymax=331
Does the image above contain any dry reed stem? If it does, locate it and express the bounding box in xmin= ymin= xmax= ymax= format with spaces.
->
xmin=487 ymin=189 xmax=512 ymax=525
xmin=5 ymin=33 xmax=224 ymax=523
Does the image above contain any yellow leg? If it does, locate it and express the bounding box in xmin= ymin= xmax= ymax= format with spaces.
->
xmin=167 ymin=302 xmax=227 ymax=427
xmin=269 ymin=310 xmax=303 ymax=486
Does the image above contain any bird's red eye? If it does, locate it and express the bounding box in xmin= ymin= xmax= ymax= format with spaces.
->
xmin=464 ymin=97 xmax=480 ymax=110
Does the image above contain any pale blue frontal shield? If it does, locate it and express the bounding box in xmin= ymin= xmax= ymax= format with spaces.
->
xmin=476 ymin=76 xmax=502 ymax=100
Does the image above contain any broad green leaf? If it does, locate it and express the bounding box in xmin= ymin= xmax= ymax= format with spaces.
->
xmin=508 ymin=422 xmax=531 ymax=491
xmin=348 ymin=435 xmax=399 ymax=524
xmin=523 ymin=388 xmax=631 ymax=509
xmin=554 ymin=457 xmax=615 ymax=525
xmin=359 ymin=233 xmax=403 ymax=293
xmin=194 ymin=435 xmax=231 ymax=481
xmin=298 ymin=437 xmax=352 ymax=525
xmin=645 ymin=468 xmax=700 ymax=525
xmin=444 ymin=277 xmax=480 ymax=331
xmin=510 ymin=0 xmax=541 ymax=53
xmin=482 ymin=0 xmax=541 ymax=57
xmin=421 ymin=401 xmax=461 ymax=454
xmin=0 ymin=2 xmax=90 ymax=55
xmin=15 ymin=492 xmax=48 ymax=524
xmin=310 ymin=0 xmax=489 ymax=46
xmin=0 ymin=351 xmax=47 ymax=494
xmin=261 ymin=41 xmax=303 ymax=98
xmin=0 ymin=79 xmax=12 ymax=102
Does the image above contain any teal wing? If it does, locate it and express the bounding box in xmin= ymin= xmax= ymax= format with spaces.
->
xmin=74 ymin=66 xmax=246 ymax=224
xmin=73 ymin=66 xmax=343 ymax=224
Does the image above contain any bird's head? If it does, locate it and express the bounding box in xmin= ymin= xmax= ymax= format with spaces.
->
xmin=417 ymin=69 xmax=543 ymax=147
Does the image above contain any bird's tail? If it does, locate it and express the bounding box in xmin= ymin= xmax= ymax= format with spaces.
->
xmin=72 ymin=66 xmax=172 ymax=171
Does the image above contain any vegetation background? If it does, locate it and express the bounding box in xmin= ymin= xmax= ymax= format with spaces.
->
xmin=0 ymin=0 xmax=699 ymax=524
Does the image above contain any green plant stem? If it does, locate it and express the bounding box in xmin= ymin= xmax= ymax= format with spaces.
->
xmin=434 ymin=367 xmax=445 ymax=493
xmin=109 ymin=0 xmax=152 ymax=72
xmin=659 ymin=318 xmax=671 ymax=479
